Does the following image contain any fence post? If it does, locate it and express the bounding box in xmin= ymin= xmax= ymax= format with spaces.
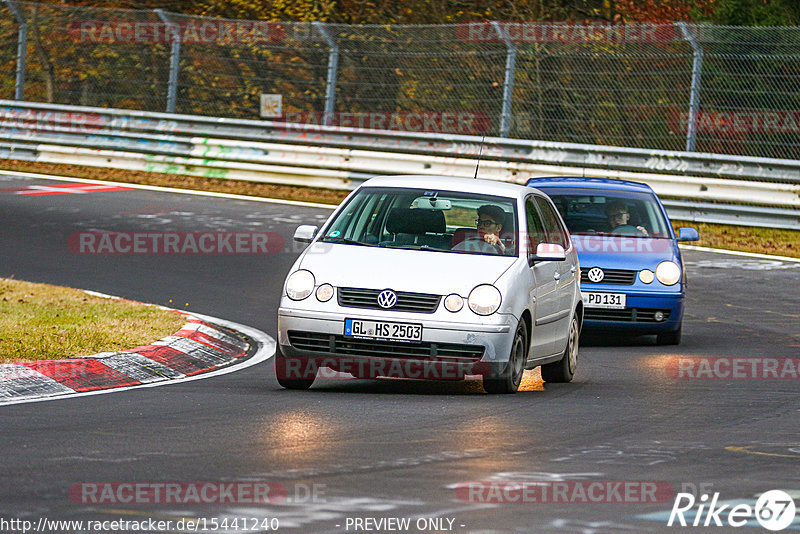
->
xmin=678 ymin=22 xmax=703 ymax=153
xmin=491 ymin=21 xmax=517 ymax=138
xmin=313 ymin=22 xmax=339 ymax=126
xmin=155 ymin=9 xmax=181 ymax=114
xmin=4 ymin=0 xmax=28 ymax=100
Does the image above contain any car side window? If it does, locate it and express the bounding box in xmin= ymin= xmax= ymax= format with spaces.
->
xmin=525 ymin=198 xmax=546 ymax=253
xmin=535 ymin=196 xmax=569 ymax=248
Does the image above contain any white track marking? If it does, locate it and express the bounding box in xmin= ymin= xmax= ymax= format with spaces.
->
xmin=679 ymin=244 xmax=800 ymax=262
xmin=0 ymin=169 xmax=337 ymax=210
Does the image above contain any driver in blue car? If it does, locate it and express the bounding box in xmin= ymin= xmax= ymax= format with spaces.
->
xmin=605 ymin=200 xmax=649 ymax=236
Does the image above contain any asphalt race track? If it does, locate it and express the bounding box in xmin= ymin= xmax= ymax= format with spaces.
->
xmin=1 ymin=173 xmax=799 ymax=534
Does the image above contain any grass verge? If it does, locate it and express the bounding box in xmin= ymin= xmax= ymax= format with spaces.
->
xmin=0 ymin=278 xmax=187 ymax=363
xmin=1 ymin=159 xmax=799 ymax=258
xmin=672 ymin=220 xmax=800 ymax=258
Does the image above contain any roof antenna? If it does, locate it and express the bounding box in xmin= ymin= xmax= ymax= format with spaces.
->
xmin=473 ymin=136 xmax=485 ymax=179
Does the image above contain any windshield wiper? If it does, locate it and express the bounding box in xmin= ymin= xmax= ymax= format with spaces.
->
xmin=322 ymin=237 xmax=376 ymax=247
xmin=379 ymin=243 xmax=440 ymax=251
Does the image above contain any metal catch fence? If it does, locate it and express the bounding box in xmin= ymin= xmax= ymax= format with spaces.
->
xmin=3 ymin=2 xmax=800 ymax=161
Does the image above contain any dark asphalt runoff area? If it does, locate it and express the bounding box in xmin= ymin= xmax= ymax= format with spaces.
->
xmin=1 ymin=173 xmax=799 ymax=534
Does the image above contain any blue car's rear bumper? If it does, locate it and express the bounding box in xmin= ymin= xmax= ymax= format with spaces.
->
xmin=582 ymin=289 xmax=683 ymax=334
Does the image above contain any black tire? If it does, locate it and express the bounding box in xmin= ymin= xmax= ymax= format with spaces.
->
xmin=541 ymin=315 xmax=579 ymax=383
xmin=483 ymin=320 xmax=527 ymax=394
xmin=275 ymin=350 xmax=316 ymax=390
xmin=656 ymin=328 xmax=682 ymax=345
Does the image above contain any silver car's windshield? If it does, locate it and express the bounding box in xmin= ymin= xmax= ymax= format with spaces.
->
xmin=538 ymin=188 xmax=671 ymax=238
xmin=321 ymin=187 xmax=519 ymax=256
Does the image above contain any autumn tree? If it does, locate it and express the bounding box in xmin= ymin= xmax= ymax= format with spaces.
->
xmin=690 ymin=0 xmax=800 ymax=25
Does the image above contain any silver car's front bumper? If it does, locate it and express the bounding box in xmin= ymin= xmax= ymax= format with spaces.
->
xmin=277 ymin=306 xmax=515 ymax=379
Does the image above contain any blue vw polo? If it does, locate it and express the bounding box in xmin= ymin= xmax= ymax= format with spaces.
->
xmin=527 ymin=177 xmax=699 ymax=345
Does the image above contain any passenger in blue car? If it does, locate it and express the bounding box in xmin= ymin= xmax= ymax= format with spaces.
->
xmin=605 ymin=200 xmax=649 ymax=237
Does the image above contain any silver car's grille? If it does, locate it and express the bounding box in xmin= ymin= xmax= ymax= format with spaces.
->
xmin=288 ymin=331 xmax=484 ymax=362
xmin=581 ymin=268 xmax=636 ymax=285
xmin=585 ymin=308 xmax=671 ymax=323
xmin=337 ymin=287 xmax=441 ymax=313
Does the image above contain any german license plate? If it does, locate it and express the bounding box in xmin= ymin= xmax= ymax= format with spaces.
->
xmin=582 ymin=292 xmax=626 ymax=309
xmin=344 ymin=319 xmax=422 ymax=342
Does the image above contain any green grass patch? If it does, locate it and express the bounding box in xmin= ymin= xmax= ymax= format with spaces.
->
xmin=672 ymin=220 xmax=800 ymax=258
xmin=2 ymin=159 xmax=799 ymax=258
xmin=0 ymin=278 xmax=187 ymax=363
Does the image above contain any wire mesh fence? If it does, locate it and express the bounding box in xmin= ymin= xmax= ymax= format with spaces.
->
xmin=3 ymin=2 xmax=800 ymax=160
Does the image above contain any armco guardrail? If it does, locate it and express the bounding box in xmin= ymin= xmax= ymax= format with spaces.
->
xmin=662 ymin=200 xmax=800 ymax=229
xmin=1 ymin=100 xmax=799 ymax=229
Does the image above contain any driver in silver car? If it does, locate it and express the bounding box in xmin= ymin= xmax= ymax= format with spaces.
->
xmin=452 ymin=204 xmax=507 ymax=254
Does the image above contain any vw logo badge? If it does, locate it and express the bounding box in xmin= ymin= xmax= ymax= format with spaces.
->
xmin=587 ymin=267 xmax=605 ymax=283
xmin=377 ymin=289 xmax=398 ymax=309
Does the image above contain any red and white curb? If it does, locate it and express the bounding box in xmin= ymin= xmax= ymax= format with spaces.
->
xmin=0 ymin=312 xmax=275 ymax=406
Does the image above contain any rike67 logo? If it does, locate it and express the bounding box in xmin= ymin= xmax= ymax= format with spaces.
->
xmin=668 ymin=490 xmax=797 ymax=531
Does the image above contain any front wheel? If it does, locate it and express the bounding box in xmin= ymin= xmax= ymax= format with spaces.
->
xmin=541 ymin=315 xmax=579 ymax=383
xmin=483 ymin=320 xmax=527 ymax=394
xmin=275 ymin=350 xmax=316 ymax=390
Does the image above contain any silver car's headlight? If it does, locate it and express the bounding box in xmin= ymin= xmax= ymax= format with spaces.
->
xmin=468 ymin=285 xmax=502 ymax=316
xmin=316 ymin=283 xmax=334 ymax=302
xmin=286 ymin=270 xmax=315 ymax=300
xmin=444 ymin=293 xmax=464 ymax=312
xmin=656 ymin=261 xmax=681 ymax=286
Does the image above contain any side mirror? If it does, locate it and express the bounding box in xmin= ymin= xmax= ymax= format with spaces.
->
xmin=529 ymin=243 xmax=567 ymax=264
xmin=293 ymin=225 xmax=319 ymax=243
xmin=677 ymin=227 xmax=700 ymax=242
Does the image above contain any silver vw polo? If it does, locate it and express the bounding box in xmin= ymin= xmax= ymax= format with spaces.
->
xmin=276 ymin=175 xmax=583 ymax=393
